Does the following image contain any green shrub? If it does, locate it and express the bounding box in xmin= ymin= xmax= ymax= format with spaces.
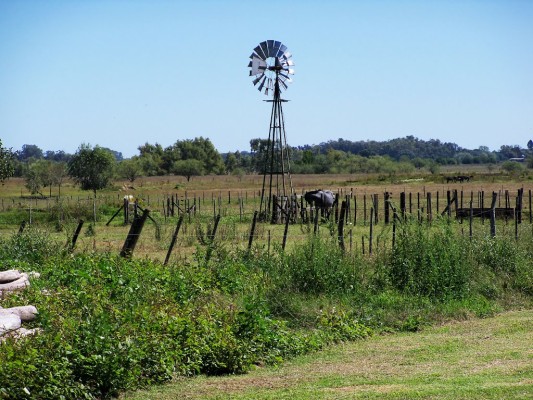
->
xmin=389 ymin=219 xmax=471 ymax=300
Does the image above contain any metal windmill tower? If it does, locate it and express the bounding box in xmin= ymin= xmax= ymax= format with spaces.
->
xmin=248 ymin=40 xmax=295 ymax=222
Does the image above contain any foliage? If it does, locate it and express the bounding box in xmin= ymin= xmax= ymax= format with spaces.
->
xmin=0 ymin=216 xmax=531 ymax=399
xmin=0 ymin=138 xmax=15 ymax=183
xmin=501 ymin=160 xmax=525 ymax=175
xmin=68 ymin=144 xmax=116 ymax=195
xmin=390 ymin=218 xmax=471 ymax=300
xmin=148 ymin=137 xmax=225 ymax=176
xmin=118 ymin=157 xmax=142 ymax=183
xmin=172 ymin=159 xmax=204 ymax=181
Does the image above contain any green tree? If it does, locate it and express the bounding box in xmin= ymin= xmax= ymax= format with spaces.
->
xmin=31 ymin=159 xmax=56 ymax=197
xmin=118 ymin=158 xmax=142 ymax=183
xmin=51 ymin=162 xmax=68 ymax=198
xmin=24 ymin=164 xmax=43 ymax=195
xmin=172 ymin=159 xmax=204 ymax=181
xmin=501 ymin=160 xmax=524 ymax=176
xmin=0 ymin=139 xmax=15 ymax=183
xmin=224 ymin=152 xmax=238 ymax=174
xmin=68 ymin=144 xmax=116 ymax=196
xmin=17 ymin=144 xmax=43 ymax=161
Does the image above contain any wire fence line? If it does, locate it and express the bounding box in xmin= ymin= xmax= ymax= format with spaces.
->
xmin=3 ymin=186 xmax=533 ymax=261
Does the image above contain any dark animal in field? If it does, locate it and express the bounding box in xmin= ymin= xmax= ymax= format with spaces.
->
xmin=446 ymin=175 xmax=473 ymax=183
xmin=456 ymin=175 xmax=473 ymax=182
xmin=304 ymin=190 xmax=337 ymax=219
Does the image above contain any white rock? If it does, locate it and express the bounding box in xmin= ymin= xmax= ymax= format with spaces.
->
xmin=0 ymin=273 xmax=30 ymax=294
xmin=0 ymin=306 xmax=38 ymax=322
xmin=0 ymin=313 xmax=21 ymax=336
xmin=0 ymin=270 xmax=22 ymax=283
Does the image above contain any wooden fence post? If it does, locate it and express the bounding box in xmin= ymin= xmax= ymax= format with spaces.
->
xmin=282 ymin=209 xmax=290 ymax=251
xmin=490 ymin=192 xmax=497 ymax=238
xmin=384 ymin=192 xmax=390 ymax=224
xmin=369 ymin=207 xmax=374 ymax=255
xmin=164 ymin=215 xmax=184 ymax=266
xmin=70 ymin=219 xmax=84 ymax=251
xmin=338 ymin=201 xmax=347 ymax=252
xmin=248 ymin=211 xmax=258 ymax=251
xmin=205 ymin=214 xmax=221 ymax=263
xmin=313 ymin=207 xmax=319 ymax=235
xmin=120 ymin=209 xmax=150 ymax=258
xmin=469 ymin=201 xmax=473 ymax=240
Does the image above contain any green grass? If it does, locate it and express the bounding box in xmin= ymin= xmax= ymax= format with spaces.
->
xmin=121 ymin=310 xmax=533 ymax=400
xmin=1 ymin=201 xmax=532 ymax=399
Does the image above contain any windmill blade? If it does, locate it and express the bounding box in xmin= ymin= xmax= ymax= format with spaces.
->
xmin=272 ymin=41 xmax=282 ymax=57
xmin=276 ymin=44 xmax=287 ymax=57
xmin=279 ymin=73 xmax=293 ymax=83
xmin=253 ymin=73 xmax=265 ymax=86
xmin=278 ymin=78 xmax=288 ymax=90
xmin=250 ymin=56 xmax=267 ymax=76
xmin=254 ymin=45 xmax=267 ymax=60
xmin=257 ymin=75 xmax=268 ymax=92
xmin=260 ymin=41 xmax=269 ymax=59
xmin=267 ymin=40 xmax=275 ymax=57
xmin=283 ymin=51 xmax=292 ymax=60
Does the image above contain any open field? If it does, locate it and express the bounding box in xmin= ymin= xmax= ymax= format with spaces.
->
xmin=122 ymin=309 xmax=533 ymax=400
xmin=1 ymin=171 xmax=532 ymax=399
xmin=1 ymin=172 xmax=532 ymax=263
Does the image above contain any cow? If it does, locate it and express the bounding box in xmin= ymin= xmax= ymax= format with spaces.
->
xmin=304 ymin=190 xmax=337 ymax=219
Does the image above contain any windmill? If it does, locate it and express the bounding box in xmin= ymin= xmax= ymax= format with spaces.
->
xmin=248 ymin=40 xmax=295 ymax=222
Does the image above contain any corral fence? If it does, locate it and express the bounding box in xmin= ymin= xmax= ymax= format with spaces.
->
xmin=3 ymin=186 xmax=532 ymax=260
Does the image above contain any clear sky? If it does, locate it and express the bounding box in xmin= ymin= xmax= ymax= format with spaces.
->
xmin=1 ymin=0 xmax=532 ymax=158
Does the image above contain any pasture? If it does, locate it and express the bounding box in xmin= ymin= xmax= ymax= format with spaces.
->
xmin=1 ymin=171 xmax=532 ymax=399
xmin=0 ymin=171 xmax=530 ymax=261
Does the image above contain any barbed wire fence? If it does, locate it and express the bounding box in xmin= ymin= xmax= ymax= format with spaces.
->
xmin=3 ymin=186 xmax=532 ymax=262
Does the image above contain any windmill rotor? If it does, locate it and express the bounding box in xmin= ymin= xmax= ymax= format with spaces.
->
xmin=248 ymin=40 xmax=294 ymax=96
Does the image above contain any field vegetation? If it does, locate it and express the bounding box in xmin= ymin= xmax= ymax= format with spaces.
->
xmin=0 ymin=171 xmax=532 ymax=399
xmin=1 ymin=135 xmax=533 ymax=398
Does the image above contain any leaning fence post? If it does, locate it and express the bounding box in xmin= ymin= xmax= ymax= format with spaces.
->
xmin=338 ymin=201 xmax=347 ymax=252
xmin=120 ymin=209 xmax=150 ymax=258
xmin=70 ymin=219 xmax=84 ymax=251
xmin=248 ymin=211 xmax=258 ymax=251
xmin=205 ymin=214 xmax=221 ymax=263
xmin=164 ymin=215 xmax=184 ymax=266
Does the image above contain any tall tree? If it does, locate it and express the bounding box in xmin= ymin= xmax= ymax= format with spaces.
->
xmin=68 ymin=144 xmax=116 ymax=196
xmin=118 ymin=157 xmax=142 ymax=183
xmin=17 ymin=144 xmax=43 ymax=161
xmin=172 ymin=159 xmax=204 ymax=181
xmin=0 ymin=139 xmax=15 ymax=183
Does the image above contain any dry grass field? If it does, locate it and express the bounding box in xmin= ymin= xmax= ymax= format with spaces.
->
xmin=1 ymin=169 xmax=532 ymax=263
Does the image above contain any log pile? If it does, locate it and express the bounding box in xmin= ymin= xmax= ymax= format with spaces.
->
xmin=0 ymin=270 xmax=40 ymax=340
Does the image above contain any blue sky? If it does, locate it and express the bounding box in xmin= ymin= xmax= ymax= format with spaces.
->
xmin=1 ymin=0 xmax=532 ymax=158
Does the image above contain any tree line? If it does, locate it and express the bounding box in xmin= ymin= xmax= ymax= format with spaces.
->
xmin=1 ymin=135 xmax=532 ymax=197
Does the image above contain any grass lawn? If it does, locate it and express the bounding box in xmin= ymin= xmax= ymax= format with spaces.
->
xmin=122 ymin=310 xmax=533 ymax=400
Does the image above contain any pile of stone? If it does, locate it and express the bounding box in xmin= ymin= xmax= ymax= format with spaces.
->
xmin=0 ymin=270 xmax=40 ymax=340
